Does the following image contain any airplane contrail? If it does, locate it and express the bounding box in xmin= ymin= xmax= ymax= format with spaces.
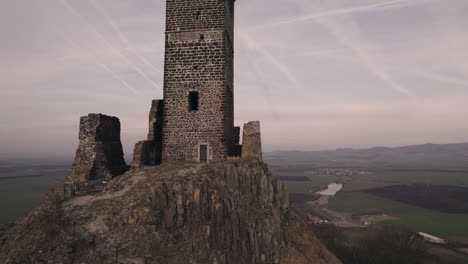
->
xmin=53 ymin=26 xmax=143 ymax=96
xmin=397 ymin=67 xmax=468 ymax=88
xmin=88 ymin=0 xmax=163 ymax=75
xmin=248 ymin=0 xmax=434 ymax=31
xmin=316 ymin=16 xmax=412 ymax=96
xmin=290 ymin=0 xmax=412 ymax=96
xmin=59 ymin=0 xmax=161 ymax=90
xmin=240 ymin=32 xmax=298 ymax=86
xmin=96 ymin=62 xmax=143 ymax=96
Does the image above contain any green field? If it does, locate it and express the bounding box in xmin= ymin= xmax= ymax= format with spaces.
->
xmin=281 ymin=174 xmax=340 ymax=193
xmin=348 ymin=170 xmax=467 ymax=190
xmin=329 ymin=192 xmax=468 ymax=240
xmin=277 ymin=168 xmax=468 ymax=242
xmin=279 ymin=167 xmax=468 ymax=192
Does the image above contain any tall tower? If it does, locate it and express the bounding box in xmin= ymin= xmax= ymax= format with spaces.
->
xmin=162 ymin=0 xmax=236 ymax=162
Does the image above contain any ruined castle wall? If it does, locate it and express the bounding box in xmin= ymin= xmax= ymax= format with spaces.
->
xmin=148 ymin=99 xmax=164 ymax=142
xmin=68 ymin=114 xmax=127 ymax=183
xmin=132 ymin=100 xmax=164 ymax=169
xmin=162 ymin=0 xmax=235 ymax=162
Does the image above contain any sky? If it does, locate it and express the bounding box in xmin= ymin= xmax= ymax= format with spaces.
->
xmin=1 ymin=0 xmax=468 ymax=160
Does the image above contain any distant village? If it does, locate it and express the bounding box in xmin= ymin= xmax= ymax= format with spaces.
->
xmin=307 ymin=168 xmax=372 ymax=177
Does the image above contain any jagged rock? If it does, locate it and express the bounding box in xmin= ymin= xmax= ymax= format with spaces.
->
xmin=67 ymin=114 xmax=128 ymax=183
xmin=0 ymin=160 xmax=340 ymax=264
xmin=242 ymin=121 xmax=262 ymax=160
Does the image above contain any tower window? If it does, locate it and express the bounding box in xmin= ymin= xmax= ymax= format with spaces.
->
xmin=199 ymin=34 xmax=205 ymax=41
xmin=196 ymin=11 xmax=201 ymax=20
xmin=189 ymin=91 xmax=199 ymax=111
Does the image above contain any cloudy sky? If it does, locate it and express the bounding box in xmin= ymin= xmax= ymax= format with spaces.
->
xmin=1 ymin=0 xmax=468 ymax=160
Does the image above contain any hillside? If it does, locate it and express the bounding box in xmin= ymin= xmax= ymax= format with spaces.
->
xmin=266 ymin=142 xmax=468 ymax=169
xmin=0 ymin=159 xmax=339 ymax=264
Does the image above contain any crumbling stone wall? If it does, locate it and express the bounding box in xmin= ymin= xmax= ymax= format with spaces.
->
xmin=67 ymin=114 xmax=128 ymax=183
xmin=242 ymin=121 xmax=262 ymax=160
xmin=148 ymin=99 xmax=164 ymax=142
xmin=132 ymin=100 xmax=164 ymax=169
xmin=162 ymin=0 xmax=236 ymax=163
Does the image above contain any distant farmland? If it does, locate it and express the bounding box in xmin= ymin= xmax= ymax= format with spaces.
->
xmin=266 ymin=144 xmax=468 ymax=243
xmin=366 ymin=184 xmax=468 ymax=213
xmin=328 ymin=191 xmax=468 ymax=240
xmin=0 ymin=165 xmax=68 ymax=227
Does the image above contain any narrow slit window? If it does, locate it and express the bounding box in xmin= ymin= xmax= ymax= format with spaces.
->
xmin=189 ymin=91 xmax=199 ymax=111
xmin=196 ymin=11 xmax=201 ymax=20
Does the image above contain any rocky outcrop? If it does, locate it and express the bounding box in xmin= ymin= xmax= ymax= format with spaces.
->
xmin=67 ymin=114 xmax=128 ymax=183
xmin=0 ymin=160 xmax=340 ymax=264
xmin=242 ymin=121 xmax=263 ymax=160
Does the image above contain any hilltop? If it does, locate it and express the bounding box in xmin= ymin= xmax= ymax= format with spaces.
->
xmin=0 ymin=159 xmax=339 ymax=264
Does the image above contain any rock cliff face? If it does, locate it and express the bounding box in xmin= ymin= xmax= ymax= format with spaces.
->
xmin=0 ymin=160 xmax=340 ymax=264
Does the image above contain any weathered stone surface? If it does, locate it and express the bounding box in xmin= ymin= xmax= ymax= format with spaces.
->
xmin=132 ymin=100 xmax=164 ymax=169
xmin=131 ymin=140 xmax=161 ymax=169
xmin=67 ymin=114 xmax=128 ymax=183
xmin=0 ymin=160 xmax=340 ymax=264
xmin=147 ymin=99 xmax=164 ymax=142
xmin=242 ymin=121 xmax=262 ymax=160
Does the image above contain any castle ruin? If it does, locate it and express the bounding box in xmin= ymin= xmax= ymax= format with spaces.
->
xmin=68 ymin=0 xmax=262 ymax=182
xmin=133 ymin=0 xmax=253 ymax=167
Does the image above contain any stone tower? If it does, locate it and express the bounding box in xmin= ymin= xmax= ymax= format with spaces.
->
xmin=162 ymin=0 xmax=236 ymax=162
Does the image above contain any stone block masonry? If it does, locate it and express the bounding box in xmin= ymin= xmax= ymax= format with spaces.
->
xmin=162 ymin=0 xmax=236 ymax=163
xmin=67 ymin=114 xmax=128 ymax=183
